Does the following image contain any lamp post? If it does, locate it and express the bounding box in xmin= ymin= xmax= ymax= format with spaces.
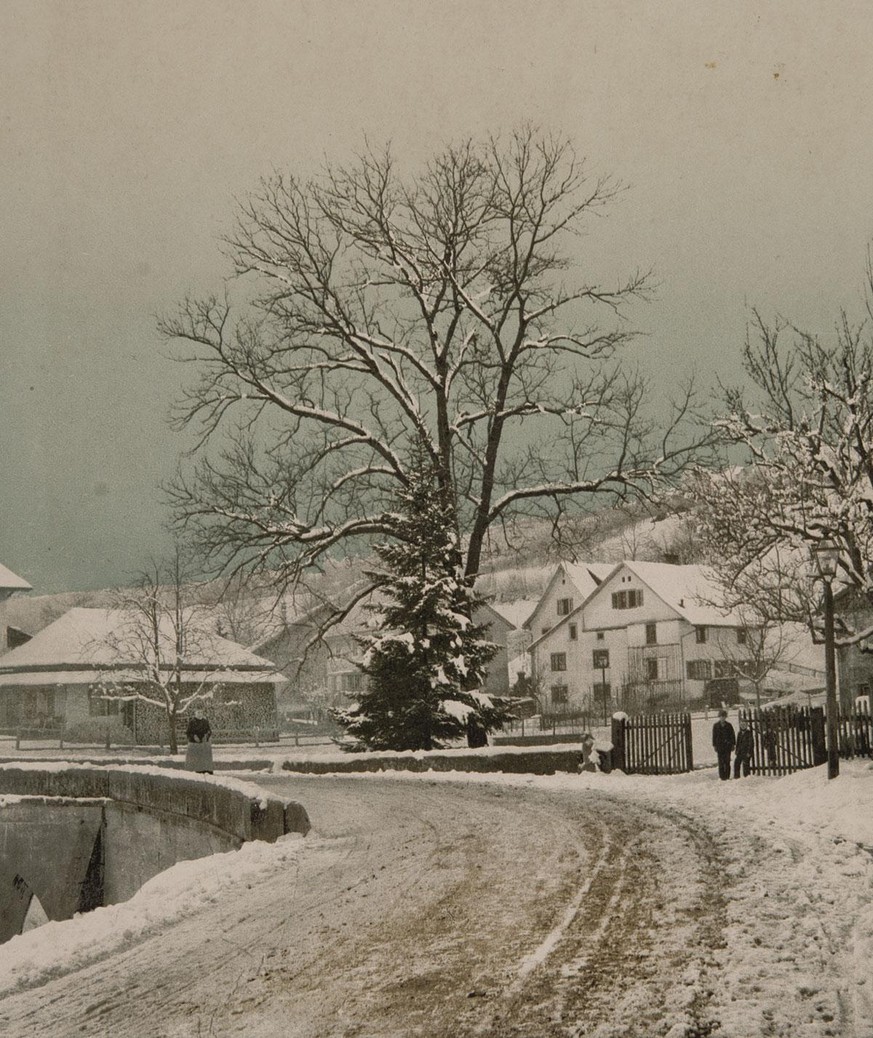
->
xmin=601 ymin=664 xmax=608 ymax=726
xmin=813 ymin=542 xmax=840 ymax=779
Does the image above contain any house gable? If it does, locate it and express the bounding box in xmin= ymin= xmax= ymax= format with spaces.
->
xmin=523 ymin=562 xmax=610 ymax=636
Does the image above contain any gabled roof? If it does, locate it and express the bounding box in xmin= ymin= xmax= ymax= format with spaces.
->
xmin=523 ymin=561 xmax=611 ymax=629
xmin=527 ymin=560 xmax=745 ymax=652
xmin=0 ymin=564 xmax=31 ymax=593
xmin=616 ymin=561 xmax=743 ymax=626
xmin=0 ymin=607 xmax=283 ymax=687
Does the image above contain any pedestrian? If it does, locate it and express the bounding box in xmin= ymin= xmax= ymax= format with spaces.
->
xmin=185 ymin=709 xmax=214 ymax=774
xmin=579 ymin=731 xmax=598 ymax=772
xmin=712 ymin=709 xmax=735 ymax=781
xmin=734 ymin=717 xmax=753 ymax=778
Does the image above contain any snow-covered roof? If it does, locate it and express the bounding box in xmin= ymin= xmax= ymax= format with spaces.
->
xmin=322 ymin=591 xmax=515 ymax=641
xmin=0 ymin=563 xmax=31 ymax=593
xmin=523 ymin=561 xmax=611 ymax=628
xmin=616 ymin=561 xmax=744 ymax=626
xmin=491 ymin=599 xmax=540 ymax=630
xmin=0 ymin=607 xmax=284 ymax=687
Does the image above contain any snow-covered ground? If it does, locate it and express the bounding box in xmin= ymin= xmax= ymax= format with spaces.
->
xmin=0 ymin=750 xmax=871 ymax=1035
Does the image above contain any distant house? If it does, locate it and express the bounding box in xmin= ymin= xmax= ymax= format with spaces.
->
xmin=0 ymin=607 xmax=284 ymax=742
xmin=832 ymin=588 xmax=873 ymax=710
xmin=0 ymin=563 xmax=31 ymax=647
xmin=529 ymin=560 xmax=823 ymax=715
xmin=0 ymin=563 xmax=31 ymax=602
xmin=326 ymin=596 xmax=514 ymax=700
xmin=255 ymin=590 xmax=517 ymax=715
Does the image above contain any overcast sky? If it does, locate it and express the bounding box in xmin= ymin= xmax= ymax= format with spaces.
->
xmin=2 ymin=1 xmax=873 ymax=593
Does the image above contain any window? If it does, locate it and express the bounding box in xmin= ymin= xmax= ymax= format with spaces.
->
xmin=551 ymin=685 xmax=569 ymax=705
xmin=645 ymin=623 xmax=657 ymax=645
xmin=596 ymin=631 xmax=605 ymax=641
xmin=646 ymin=657 xmax=660 ymax=681
xmin=737 ymin=627 xmax=747 ymax=645
xmin=713 ymin=660 xmax=735 ymax=679
xmin=592 ymin=648 xmax=610 ymax=670
xmin=556 ymin=597 xmax=573 ymax=616
xmin=686 ymin=659 xmax=713 ymax=681
xmin=695 ymin=626 xmax=708 ymax=644
xmin=88 ymin=690 xmax=118 ymax=717
xmin=568 ymin=623 xmax=578 ymax=641
xmin=340 ymin=672 xmax=366 ymax=692
xmin=612 ymin=589 xmax=643 ymax=610
xmin=550 ymin=652 xmax=567 ymax=671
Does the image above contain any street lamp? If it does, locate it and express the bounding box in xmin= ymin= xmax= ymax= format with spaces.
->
xmin=813 ymin=541 xmax=840 ymax=779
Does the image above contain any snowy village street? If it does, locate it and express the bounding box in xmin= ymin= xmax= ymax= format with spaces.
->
xmin=0 ymin=767 xmax=870 ymax=1038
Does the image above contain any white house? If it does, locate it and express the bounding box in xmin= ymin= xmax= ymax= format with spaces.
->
xmin=528 ymin=561 xmax=821 ymax=714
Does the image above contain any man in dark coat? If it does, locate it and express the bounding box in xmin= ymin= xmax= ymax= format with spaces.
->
xmin=712 ymin=709 xmax=736 ymax=781
xmin=734 ymin=717 xmax=753 ymax=778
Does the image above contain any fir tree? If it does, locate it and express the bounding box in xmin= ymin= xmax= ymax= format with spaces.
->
xmin=333 ymin=465 xmax=512 ymax=751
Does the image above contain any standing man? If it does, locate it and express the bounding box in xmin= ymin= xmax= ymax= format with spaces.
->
xmin=712 ymin=709 xmax=735 ymax=781
xmin=734 ymin=717 xmax=753 ymax=778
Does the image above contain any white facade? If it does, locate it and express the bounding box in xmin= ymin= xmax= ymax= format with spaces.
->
xmin=529 ymin=561 xmax=757 ymax=713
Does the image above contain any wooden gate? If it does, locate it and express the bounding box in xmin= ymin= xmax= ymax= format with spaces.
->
xmin=611 ymin=712 xmax=693 ymax=775
xmin=740 ymin=706 xmax=826 ymax=776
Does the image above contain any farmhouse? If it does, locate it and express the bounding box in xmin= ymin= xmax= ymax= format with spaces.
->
xmin=529 ymin=560 xmax=823 ymax=715
xmin=0 ymin=607 xmax=284 ymax=743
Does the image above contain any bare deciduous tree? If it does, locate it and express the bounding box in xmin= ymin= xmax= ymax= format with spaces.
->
xmin=161 ymin=130 xmax=706 ymax=611
xmin=95 ymin=553 xmax=226 ymax=754
xmin=689 ymin=261 xmax=873 ymax=647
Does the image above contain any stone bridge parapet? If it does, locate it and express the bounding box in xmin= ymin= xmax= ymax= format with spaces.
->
xmin=0 ymin=764 xmax=310 ymax=943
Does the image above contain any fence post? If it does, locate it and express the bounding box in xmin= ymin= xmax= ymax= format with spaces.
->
xmin=811 ymin=707 xmax=827 ymax=766
xmin=15 ymin=730 xmax=20 ymax=751
xmin=684 ymin=712 xmax=694 ymax=771
xmin=611 ymin=716 xmax=626 ymax=773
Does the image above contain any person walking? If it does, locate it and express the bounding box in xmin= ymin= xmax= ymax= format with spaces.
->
xmin=185 ymin=709 xmax=214 ymax=774
xmin=712 ymin=709 xmax=735 ymax=781
xmin=734 ymin=717 xmax=753 ymax=778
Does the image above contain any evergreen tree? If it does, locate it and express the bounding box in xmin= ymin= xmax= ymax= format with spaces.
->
xmin=333 ymin=465 xmax=512 ymax=751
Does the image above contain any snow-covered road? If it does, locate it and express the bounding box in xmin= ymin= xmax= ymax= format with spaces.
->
xmin=1 ymin=765 xmax=871 ymax=1037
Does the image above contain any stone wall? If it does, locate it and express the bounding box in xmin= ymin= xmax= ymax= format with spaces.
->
xmin=281 ymin=749 xmax=582 ymax=776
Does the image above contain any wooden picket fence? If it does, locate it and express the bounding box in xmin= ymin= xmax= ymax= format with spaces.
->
xmin=835 ymin=710 xmax=873 ymax=759
xmin=611 ymin=712 xmax=693 ymax=775
xmin=739 ymin=706 xmax=826 ymax=776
